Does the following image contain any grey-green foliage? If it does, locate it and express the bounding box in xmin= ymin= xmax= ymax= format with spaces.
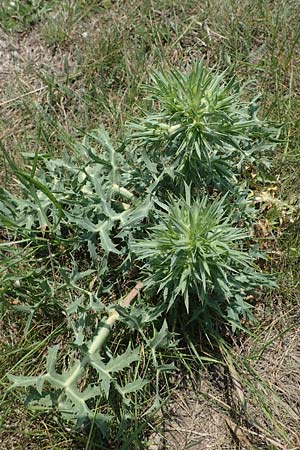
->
xmin=131 ymin=188 xmax=275 ymax=331
xmin=129 ymin=61 xmax=279 ymax=192
xmin=0 ymin=61 xmax=278 ymax=437
xmin=8 ymin=309 xmax=146 ymax=436
xmin=6 ymin=276 xmax=173 ymax=435
xmin=0 ymin=129 xmax=152 ymax=260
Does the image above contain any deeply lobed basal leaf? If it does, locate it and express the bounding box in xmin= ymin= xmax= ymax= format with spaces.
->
xmin=8 ymin=341 xmax=146 ymax=435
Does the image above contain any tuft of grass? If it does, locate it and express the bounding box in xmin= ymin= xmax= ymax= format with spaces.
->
xmin=0 ymin=0 xmax=52 ymax=32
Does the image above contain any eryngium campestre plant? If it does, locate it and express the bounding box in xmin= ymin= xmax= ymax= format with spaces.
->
xmin=129 ymin=61 xmax=278 ymax=192
xmin=132 ymin=192 xmax=275 ymax=330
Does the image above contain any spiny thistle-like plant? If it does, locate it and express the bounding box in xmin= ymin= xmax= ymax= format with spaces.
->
xmin=1 ymin=62 xmax=278 ymax=442
xmin=129 ymin=61 xmax=278 ymax=191
xmin=132 ymin=189 xmax=275 ymax=330
xmin=7 ymin=283 xmax=149 ymax=436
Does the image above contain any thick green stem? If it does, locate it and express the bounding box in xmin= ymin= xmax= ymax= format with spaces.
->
xmin=63 ymin=283 xmax=143 ymax=388
xmin=88 ymin=311 xmax=119 ymax=356
xmin=89 ymin=282 xmax=143 ymax=355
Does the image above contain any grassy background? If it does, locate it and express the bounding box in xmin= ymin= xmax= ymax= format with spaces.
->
xmin=1 ymin=0 xmax=300 ymax=449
